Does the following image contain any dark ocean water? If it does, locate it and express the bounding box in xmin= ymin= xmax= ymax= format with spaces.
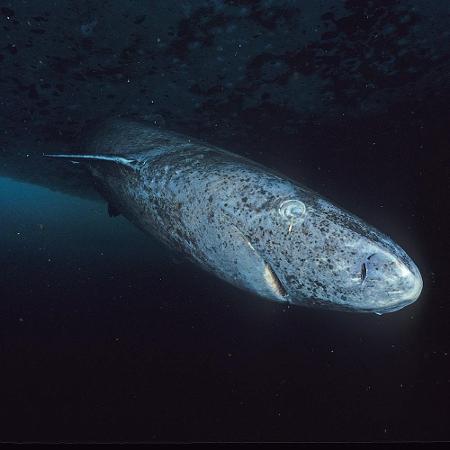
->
xmin=0 ymin=0 xmax=449 ymax=443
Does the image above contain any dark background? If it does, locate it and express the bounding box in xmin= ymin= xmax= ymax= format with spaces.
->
xmin=0 ymin=0 xmax=449 ymax=443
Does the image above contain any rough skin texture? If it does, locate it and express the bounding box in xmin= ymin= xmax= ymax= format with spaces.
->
xmin=73 ymin=119 xmax=422 ymax=314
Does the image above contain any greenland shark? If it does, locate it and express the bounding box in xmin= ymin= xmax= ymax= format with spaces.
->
xmin=46 ymin=119 xmax=422 ymax=314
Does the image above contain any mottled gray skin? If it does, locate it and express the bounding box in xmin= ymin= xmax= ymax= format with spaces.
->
xmin=52 ymin=119 xmax=422 ymax=314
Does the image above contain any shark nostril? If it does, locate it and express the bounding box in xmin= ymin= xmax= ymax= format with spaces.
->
xmin=360 ymin=262 xmax=367 ymax=282
xmin=360 ymin=253 xmax=378 ymax=282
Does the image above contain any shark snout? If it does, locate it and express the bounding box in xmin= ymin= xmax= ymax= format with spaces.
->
xmin=386 ymin=258 xmax=423 ymax=305
xmin=362 ymin=251 xmax=423 ymax=313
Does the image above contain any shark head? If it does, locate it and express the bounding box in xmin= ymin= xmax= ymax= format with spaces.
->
xmin=215 ymin=168 xmax=422 ymax=314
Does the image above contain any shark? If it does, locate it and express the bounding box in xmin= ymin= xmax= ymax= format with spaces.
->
xmin=45 ymin=119 xmax=423 ymax=314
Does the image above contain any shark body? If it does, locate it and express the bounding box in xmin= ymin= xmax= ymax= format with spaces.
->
xmin=47 ymin=119 xmax=423 ymax=313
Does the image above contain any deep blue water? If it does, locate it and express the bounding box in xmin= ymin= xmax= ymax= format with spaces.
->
xmin=0 ymin=0 xmax=449 ymax=443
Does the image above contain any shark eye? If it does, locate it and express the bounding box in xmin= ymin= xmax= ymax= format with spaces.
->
xmin=279 ymin=199 xmax=306 ymax=221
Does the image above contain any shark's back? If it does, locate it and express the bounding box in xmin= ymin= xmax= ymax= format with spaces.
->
xmin=81 ymin=118 xmax=202 ymax=157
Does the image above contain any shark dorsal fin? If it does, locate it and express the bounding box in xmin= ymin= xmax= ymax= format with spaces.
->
xmin=44 ymin=153 xmax=137 ymax=167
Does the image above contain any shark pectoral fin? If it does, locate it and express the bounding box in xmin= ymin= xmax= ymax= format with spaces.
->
xmin=107 ymin=202 xmax=121 ymax=217
xmin=217 ymin=215 xmax=287 ymax=302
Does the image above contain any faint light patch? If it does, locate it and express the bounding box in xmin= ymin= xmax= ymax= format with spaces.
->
xmin=80 ymin=18 xmax=97 ymax=36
